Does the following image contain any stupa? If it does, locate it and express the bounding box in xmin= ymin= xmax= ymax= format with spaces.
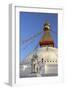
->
xmin=20 ymin=22 xmax=58 ymax=78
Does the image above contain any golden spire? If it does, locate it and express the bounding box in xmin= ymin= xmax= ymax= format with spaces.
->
xmin=39 ymin=22 xmax=54 ymax=47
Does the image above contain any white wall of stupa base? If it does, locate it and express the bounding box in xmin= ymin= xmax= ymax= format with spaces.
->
xmin=20 ymin=47 xmax=58 ymax=78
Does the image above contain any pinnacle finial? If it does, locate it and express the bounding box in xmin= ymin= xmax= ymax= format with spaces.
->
xmin=43 ymin=21 xmax=50 ymax=31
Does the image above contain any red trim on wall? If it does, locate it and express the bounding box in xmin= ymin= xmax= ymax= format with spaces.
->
xmin=39 ymin=41 xmax=54 ymax=46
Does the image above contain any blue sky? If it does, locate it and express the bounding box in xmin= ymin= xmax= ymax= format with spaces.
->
xmin=20 ymin=12 xmax=58 ymax=61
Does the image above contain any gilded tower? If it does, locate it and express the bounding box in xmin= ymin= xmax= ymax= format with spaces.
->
xmin=39 ymin=22 xmax=54 ymax=47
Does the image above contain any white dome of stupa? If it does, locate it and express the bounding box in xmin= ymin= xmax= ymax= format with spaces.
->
xmin=20 ymin=47 xmax=58 ymax=78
